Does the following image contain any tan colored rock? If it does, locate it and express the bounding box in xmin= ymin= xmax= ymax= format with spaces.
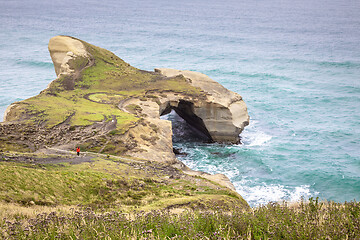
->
xmin=3 ymin=103 xmax=18 ymax=122
xmin=155 ymin=68 xmax=249 ymax=143
xmin=183 ymin=169 xmax=237 ymax=191
xmin=48 ymin=36 xmax=89 ymax=76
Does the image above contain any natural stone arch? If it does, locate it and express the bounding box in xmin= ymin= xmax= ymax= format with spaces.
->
xmin=159 ymin=99 xmax=213 ymax=142
xmin=156 ymin=68 xmax=249 ymax=144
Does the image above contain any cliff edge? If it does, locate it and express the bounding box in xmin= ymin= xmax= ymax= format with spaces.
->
xmin=0 ymin=36 xmax=250 ymax=208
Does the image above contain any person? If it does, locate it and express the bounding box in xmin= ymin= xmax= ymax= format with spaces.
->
xmin=76 ymin=146 xmax=80 ymax=156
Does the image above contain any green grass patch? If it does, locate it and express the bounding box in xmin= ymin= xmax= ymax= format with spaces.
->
xmin=152 ymin=75 xmax=205 ymax=96
xmin=0 ymin=141 xmax=31 ymax=153
xmin=0 ymin=161 xmax=113 ymax=206
xmin=87 ymin=93 xmax=125 ymax=104
xmin=0 ymin=154 xmax=245 ymax=212
xmin=22 ymin=93 xmax=138 ymax=129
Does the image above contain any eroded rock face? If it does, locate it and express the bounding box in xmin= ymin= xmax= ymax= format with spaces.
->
xmin=155 ymin=68 xmax=249 ymax=143
xmin=48 ymin=35 xmax=90 ymax=76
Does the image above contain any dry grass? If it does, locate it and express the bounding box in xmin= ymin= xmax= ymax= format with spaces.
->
xmin=1 ymin=199 xmax=359 ymax=239
xmin=0 ymin=202 xmax=77 ymax=221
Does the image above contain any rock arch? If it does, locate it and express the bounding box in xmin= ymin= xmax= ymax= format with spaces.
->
xmin=160 ymin=99 xmax=213 ymax=142
xmin=155 ymin=68 xmax=249 ymax=144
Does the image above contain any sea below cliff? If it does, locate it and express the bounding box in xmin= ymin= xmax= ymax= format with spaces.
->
xmin=1 ymin=0 xmax=359 ymax=206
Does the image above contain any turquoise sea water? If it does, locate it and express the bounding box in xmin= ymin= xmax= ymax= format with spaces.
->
xmin=1 ymin=0 xmax=359 ymax=206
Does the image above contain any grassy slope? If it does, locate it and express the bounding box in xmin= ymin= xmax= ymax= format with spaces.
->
xmin=0 ymin=152 xmax=248 ymax=212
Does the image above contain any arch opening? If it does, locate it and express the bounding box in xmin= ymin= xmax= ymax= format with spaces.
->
xmin=160 ymin=100 xmax=213 ymax=144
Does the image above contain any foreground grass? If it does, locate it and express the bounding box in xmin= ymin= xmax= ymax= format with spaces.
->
xmin=1 ymin=198 xmax=359 ymax=239
xmin=0 ymin=153 xmax=358 ymax=239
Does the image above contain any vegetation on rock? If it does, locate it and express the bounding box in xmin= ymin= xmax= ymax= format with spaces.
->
xmin=4 ymin=39 xmax=203 ymax=130
xmin=0 ymin=36 xmax=208 ymax=157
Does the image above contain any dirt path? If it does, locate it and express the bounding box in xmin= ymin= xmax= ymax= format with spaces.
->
xmin=0 ymin=152 xmax=93 ymax=165
xmin=43 ymin=147 xmax=145 ymax=164
xmin=1 ymin=146 xmax=146 ymax=166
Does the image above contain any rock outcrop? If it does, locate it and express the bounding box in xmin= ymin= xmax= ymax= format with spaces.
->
xmin=48 ymin=35 xmax=89 ymax=76
xmin=0 ymin=36 xmax=250 ymax=192
xmin=155 ymin=68 xmax=249 ymax=143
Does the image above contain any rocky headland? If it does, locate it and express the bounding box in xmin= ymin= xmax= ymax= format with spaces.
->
xmin=0 ymin=36 xmax=250 ymax=210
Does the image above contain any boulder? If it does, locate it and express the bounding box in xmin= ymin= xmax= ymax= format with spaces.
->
xmin=48 ymin=35 xmax=89 ymax=76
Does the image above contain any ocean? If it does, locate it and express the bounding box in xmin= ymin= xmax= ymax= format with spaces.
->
xmin=0 ymin=0 xmax=359 ymax=206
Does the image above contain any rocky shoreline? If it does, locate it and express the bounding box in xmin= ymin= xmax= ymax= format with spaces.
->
xmin=0 ymin=36 xmax=250 ymax=209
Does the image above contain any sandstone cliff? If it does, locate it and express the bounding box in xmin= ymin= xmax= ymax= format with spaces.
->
xmin=0 ymin=36 xmax=249 ymax=193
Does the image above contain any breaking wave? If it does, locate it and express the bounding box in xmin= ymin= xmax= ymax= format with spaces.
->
xmin=241 ymin=120 xmax=272 ymax=146
xmin=235 ymin=179 xmax=317 ymax=206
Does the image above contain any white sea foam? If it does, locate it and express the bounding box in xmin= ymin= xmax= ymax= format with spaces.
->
xmin=234 ymin=179 xmax=315 ymax=206
xmin=248 ymin=132 xmax=272 ymax=146
xmin=241 ymin=120 xmax=272 ymax=146
xmin=181 ymin=159 xmax=197 ymax=170
xmin=221 ymin=168 xmax=240 ymax=179
xmin=289 ymin=186 xmax=313 ymax=202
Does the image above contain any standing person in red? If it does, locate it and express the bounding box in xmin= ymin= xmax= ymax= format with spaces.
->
xmin=76 ymin=146 xmax=80 ymax=156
